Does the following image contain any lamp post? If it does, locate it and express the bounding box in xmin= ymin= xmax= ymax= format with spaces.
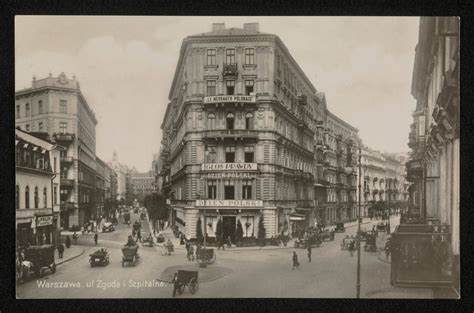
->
xmin=387 ymin=189 xmax=391 ymax=235
xmin=345 ymin=136 xmax=362 ymax=299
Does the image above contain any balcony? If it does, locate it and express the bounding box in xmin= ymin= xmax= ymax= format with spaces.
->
xmin=54 ymin=133 xmax=75 ymax=143
xmin=223 ymin=63 xmax=238 ymax=76
xmin=202 ymin=129 xmax=258 ymax=141
xmin=61 ymin=178 xmax=75 ymax=187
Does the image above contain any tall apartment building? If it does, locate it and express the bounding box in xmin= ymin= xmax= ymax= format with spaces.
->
xmin=161 ymin=23 xmax=334 ymax=241
xmin=15 ymin=73 xmax=98 ymax=229
xmin=131 ymin=171 xmax=155 ymax=203
xmin=95 ymin=157 xmax=107 ymax=217
xmin=407 ymin=17 xmax=459 ymax=285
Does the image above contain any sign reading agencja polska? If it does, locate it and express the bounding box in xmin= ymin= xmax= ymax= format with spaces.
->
xmin=202 ymin=163 xmax=258 ymax=171
xmin=204 ymin=95 xmax=256 ymax=104
xmin=195 ymin=199 xmax=263 ymax=207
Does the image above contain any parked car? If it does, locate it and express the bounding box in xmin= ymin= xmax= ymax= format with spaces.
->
xmin=102 ymin=222 xmax=115 ymax=233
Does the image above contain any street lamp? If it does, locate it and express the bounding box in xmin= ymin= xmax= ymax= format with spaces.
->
xmin=344 ymin=136 xmax=362 ymax=299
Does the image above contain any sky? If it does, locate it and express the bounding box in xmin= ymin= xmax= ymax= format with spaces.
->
xmin=15 ymin=16 xmax=420 ymax=172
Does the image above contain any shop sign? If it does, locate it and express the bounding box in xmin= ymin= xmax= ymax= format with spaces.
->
xmin=205 ymin=172 xmax=257 ymax=179
xmin=36 ymin=215 xmax=53 ymax=227
xmin=196 ymin=199 xmax=263 ymax=207
xmin=204 ymin=95 xmax=256 ymax=104
xmin=202 ymin=163 xmax=258 ymax=171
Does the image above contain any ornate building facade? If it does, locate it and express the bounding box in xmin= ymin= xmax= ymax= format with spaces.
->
xmin=406 ymin=17 xmax=459 ymax=284
xmin=15 ymin=73 xmax=98 ymax=229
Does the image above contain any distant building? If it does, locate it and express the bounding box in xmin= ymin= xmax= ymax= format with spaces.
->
xmin=15 ymin=72 xmax=98 ymax=229
xmin=131 ymin=171 xmax=155 ymax=203
xmin=16 ymin=129 xmax=62 ymax=248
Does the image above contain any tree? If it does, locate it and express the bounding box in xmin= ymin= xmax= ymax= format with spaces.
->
xmin=258 ymin=217 xmax=266 ymax=246
xmin=216 ymin=218 xmax=223 ymax=244
xmin=196 ymin=217 xmax=204 ymax=244
xmin=235 ymin=219 xmax=243 ymax=247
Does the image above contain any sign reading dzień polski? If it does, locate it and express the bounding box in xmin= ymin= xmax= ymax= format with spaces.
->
xmin=195 ymin=199 xmax=263 ymax=207
xmin=202 ymin=163 xmax=258 ymax=171
xmin=205 ymin=172 xmax=257 ymax=179
xmin=204 ymin=95 xmax=256 ymax=104
xmin=36 ymin=215 xmax=53 ymax=227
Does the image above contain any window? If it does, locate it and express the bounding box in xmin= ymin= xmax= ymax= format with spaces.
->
xmin=16 ymin=105 xmax=20 ymax=118
xmin=207 ymin=49 xmax=216 ymax=66
xmin=25 ymin=186 xmax=30 ymax=209
xmin=242 ymin=179 xmax=252 ymax=199
xmin=225 ymin=146 xmax=235 ymax=162
xmin=39 ymin=122 xmax=43 ymax=132
xmin=207 ymin=180 xmax=217 ymax=199
xmin=226 ymin=48 xmax=235 ymax=64
xmin=205 ymin=145 xmax=217 ymax=163
xmin=16 ymin=185 xmax=19 ymax=210
xmin=54 ymin=157 xmax=57 ymax=173
xmin=244 ymin=146 xmax=254 ymax=162
xmin=54 ymin=186 xmax=58 ymax=205
xmin=245 ymin=80 xmax=254 ymax=95
xmin=226 ymin=80 xmax=235 ymax=95
xmin=38 ymin=100 xmax=43 ymax=114
xmin=207 ymin=80 xmax=216 ymax=96
xmin=60 ymin=100 xmax=67 ymax=113
xmin=245 ymin=48 xmax=255 ymax=65
xmin=207 ymin=113 xmax=216 ymax=130
xmin=417 ymin=116 xmax=425 ymax=137
xmin=34 ymin=186 xmax=39 ymax=208
xmin=60 ymin=122 xmax=67 ymax=133
xmin=25 ymin=124 xmax=30 ymax=132
xmin=226 ymin=112 xmax=234 ymax=129
xmin=43 ymin=187 xmax=47 ymax=208
xmin=25 ymin=103 xmax=30 ymax=116
xmin=245 ymin=112 xmax=254 ymax=129
xmin=224 ymin=180 xmax=235 ymax=199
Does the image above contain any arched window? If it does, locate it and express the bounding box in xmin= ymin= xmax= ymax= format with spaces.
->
xmin=207 ymin=113 xmax=215 ymax=130
xmin=245 ymin=112 xmax=254 ymax=130
xmin=16 ymin=185 xmax=19 ymax=210
xmin=25 ymin=186 xmax=30 ymax=209
xmin=226 ymin=113 xmax=234 ymax=130
xmin=34 ymin=186 xmax=39 ymax=208
xmin=43 ymin=187 xmax=47 ymax=208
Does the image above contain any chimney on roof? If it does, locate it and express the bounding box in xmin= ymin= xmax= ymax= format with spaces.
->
xmin=243 ymin=23 xmax=259 ymax=33
xmin=212 ymin=23 xmax=225 ymax=32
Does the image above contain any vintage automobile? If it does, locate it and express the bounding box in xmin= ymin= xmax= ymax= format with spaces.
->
xmin=376 ymin=222 xmax=387 ymax=232
xmin=335 ymin=222 xmax=345 ymax=233
xmin=89 ymin=248 xmax=110 ymax=267
xmin=364 ymin=233 xmax=377 ymax=252
xmin=320 ymin=229 xmax=335 ymax=241
xmin=121 ymin=244 xmax=140 ymax=267
xmin=102 ymin=222 xmax=115 ymax=233
xmin=23 ymin=245 xmax=56 ymax=278
xmin=142 ymin=233 xmax=154 ymax=247
xmin=196 ymin=248 xmax=216 ymax=266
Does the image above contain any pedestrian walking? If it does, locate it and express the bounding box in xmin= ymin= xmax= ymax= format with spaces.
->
xmin=137 ymin=231 xmax=142 ymax=243
xmin=292 ymin=251 xmax=300 ymax=270
xmin=349 ymin=240 xmax=355 ymax=257
xmin=188 ymin=245 xmax=194 ymax=261
xmin=172 ymin=272 xmax=180 ymax=297
xmin=307 ymin=245 xmax=312 ymax=262
xmin=58 ymin=243 xmax=64 ymax=259
xmin=94 ymin=233 xmax=98 ymax=245
xmin=385 ymin=238 xmax=391 ymax=260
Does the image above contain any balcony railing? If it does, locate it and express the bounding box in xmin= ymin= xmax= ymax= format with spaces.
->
xmin=223 ymin=63 xmax=238 ymax=76
xmin=297 ymin=92 xmax=307 ymax=105
xmin=54 ymin=133 xmax=75 ymax=143
xmin=202 ymin=129 xmax=258 ymax=140
xmin=61 ymin=178 xmax=75 ymax=187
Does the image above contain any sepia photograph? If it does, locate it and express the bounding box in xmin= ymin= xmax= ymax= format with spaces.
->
xmin=14 ymin=16 xmax=460 ymax=299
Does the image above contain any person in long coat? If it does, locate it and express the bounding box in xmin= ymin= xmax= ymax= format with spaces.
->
xmin=307 ymin=245 xmax=312 ymax=262
xmin=292 ymin=251 xmax=300 ymax=270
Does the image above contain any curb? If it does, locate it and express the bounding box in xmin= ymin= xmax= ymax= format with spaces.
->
xmin=56 ymin=248 xmax=85 ymax=266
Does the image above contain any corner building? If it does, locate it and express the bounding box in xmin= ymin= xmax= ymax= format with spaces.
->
xmin=161 ymin=23 xmax=318 ymax=241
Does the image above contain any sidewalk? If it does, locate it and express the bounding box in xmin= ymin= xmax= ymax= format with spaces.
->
xmin=55 ymin=244 xmax=84 ymax=266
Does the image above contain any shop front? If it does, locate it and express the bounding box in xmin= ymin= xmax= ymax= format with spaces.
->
xmin=16 ymin=221 xmax=33 ymax=248
xmin=35 ymin=214 xmax=54 ymax=245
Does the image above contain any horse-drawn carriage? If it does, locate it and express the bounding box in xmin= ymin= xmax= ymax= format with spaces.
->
xmin=320 ymin=229 xmax=335 ymax=241
xmin=196 ymin=248 xmax=216 ymax=266
xmin=294 ymin=233 xmax=322 ymax=248
xmin=364 ymin=233 xmax=377 ymax=252
xmin=175 ymin=270 xmax=199 ymax=295
xmin=341 ymin=236 xmax=358 ymax=250
xmin=121 ymin=245 xmax=139 ymax=266
xmin=142 ymin=233 xmax=154 ymax=247
xmin=89 ymin=248 xmax=110 ymax=266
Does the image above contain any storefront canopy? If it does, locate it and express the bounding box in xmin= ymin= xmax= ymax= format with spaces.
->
xmin=290 ymin=213 xmax=306 ymax=221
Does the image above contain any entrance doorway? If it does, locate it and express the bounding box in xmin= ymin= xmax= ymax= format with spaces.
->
xmin=222 ymin=216 xmax=236 ymax=243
